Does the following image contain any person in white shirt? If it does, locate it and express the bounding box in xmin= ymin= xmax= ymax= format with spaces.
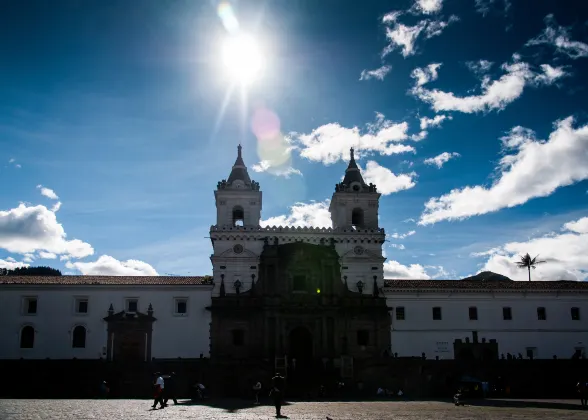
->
xmin=151 ymin=373 xmax=165 ymax=409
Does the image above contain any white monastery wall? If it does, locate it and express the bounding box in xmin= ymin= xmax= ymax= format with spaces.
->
xmin=0 ymin=285 xmax=212 ymax=360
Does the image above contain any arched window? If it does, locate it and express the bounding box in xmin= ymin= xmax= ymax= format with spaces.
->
xmin=20 ymin=326 xmax=35 ymax=349
xmin=72 ymin=326 xmax=86 ymax=348
xmin=351 ymin=208 xmax=364 ymax=228
xmin=232 ymin=206 xmax=244 ymax=226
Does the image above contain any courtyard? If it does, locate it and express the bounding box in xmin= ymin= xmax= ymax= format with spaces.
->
xmin=0 ymin=399 xmax=586 ymax=420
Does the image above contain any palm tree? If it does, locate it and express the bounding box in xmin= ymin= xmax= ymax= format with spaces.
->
xmin=515 ymin=253 xmax=546 ymax=281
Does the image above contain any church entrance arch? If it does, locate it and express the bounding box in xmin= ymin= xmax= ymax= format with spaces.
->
xmin=288 ymin=326 xmax=313 ymax=367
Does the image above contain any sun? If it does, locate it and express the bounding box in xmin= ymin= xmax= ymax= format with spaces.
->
xmin=221 ymin=34 xmax=264 ymax=85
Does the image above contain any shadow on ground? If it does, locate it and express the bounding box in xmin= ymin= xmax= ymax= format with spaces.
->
xmin=466 ymin=399 xmax=584 ymax=411
xmin=176 ymin=398 xmax=291 ymax=413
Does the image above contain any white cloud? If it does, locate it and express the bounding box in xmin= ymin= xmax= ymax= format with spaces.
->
xmin=51 ymin=201 xmax=62 ymax=212
xmin=526 ymin=14 xmax=588 ymax=60
xmin=382 ymin=14 xmax=457 ymax=58
xmin=412 ymin=0 xmax=444 ymax=14
xmin=420 ymin=114 xmax=451 ymax=130
xmin=419 ymin=116 xmax=588 ymax=225
xmin=0 ymin=203 xmax=94 ymax=258
xmin=424 ymin=152 xmax=460 ymax=168
xmin=390 ymin=243 xmax=406 ymax=250
xmin=360 ymin=65 xmax=392 ymax=81
xmin=251 ymin=160 xmax=302 ymax=178
xmin=292 ymin=113 xmax=414 ymax=165
xmin=22 ymin=253 xmax=35 ymax=263
xmin=8 ymin=158 xmax=15 ymax=163
xmin=260 ymin=200 xmax=332 ymax=228
xmin=36 ymin=185 xmax=59 ymax=200
xmin=412 ymin=58 xmax=568 ymax=113
xmin=384 ymin=260 xmax=430 ymax=279
xmin=66 ymin=255 xmax=158 ymax=276
xmin=389 ymin=230 xmax=416 ymax=239
xmin=362 ymin=161 xmax=416 ymax=195
xmin=479 ymin=216 xmax=588 ymax=281
xmin=466 ymin=59 xmax=493 ymax=75
xmin=0 ymin=258 xmax=29 ymax=270
xmin=38 ymin=251 xmax=57 ymax=259
xmin=411 ymin=63 xmax=442 ymax=86
xmin=8 ymin=158 xmax=21 ymax=169
xmin=474 ymin=0 xmax=510 ymax=16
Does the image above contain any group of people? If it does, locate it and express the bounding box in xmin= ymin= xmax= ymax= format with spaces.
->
xmin=151 ymin=372 xmax=178 ymax=410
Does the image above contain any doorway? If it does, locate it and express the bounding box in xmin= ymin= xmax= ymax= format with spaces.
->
xmin=289 ymin=326 xmax=313 ymax=365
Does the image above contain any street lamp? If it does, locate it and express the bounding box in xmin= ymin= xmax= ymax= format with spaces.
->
xmin=356 ymin=280 xmax=365 ymax=294
xmin=234 ymin=279 xmax=242 ymax=295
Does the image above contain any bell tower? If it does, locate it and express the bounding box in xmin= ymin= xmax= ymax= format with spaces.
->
xmin=329 ymin=147 xmax=381 ymax=229
xmin=214 ymin=145 xmax=262 ymax=227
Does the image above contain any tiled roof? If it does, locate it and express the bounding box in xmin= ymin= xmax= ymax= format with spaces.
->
xmin=0 ymin=276 xmax=213 ymax=286
xmin=384 ymin=279 xmax=588 ymax=291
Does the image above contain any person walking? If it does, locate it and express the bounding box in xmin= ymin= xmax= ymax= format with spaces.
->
xmin=151 ymin=372 xmax=165 ymax=409
xmin=163 ymin=372 xmax=178 ymax=405
xmin=253 ymin=380 xmax=262 ymax=404
xmin=270 ymin=373 xmax=285 ymax=418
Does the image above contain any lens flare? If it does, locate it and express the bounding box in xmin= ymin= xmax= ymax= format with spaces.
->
xmin=217 ymin=1 xmax=239 ymax=34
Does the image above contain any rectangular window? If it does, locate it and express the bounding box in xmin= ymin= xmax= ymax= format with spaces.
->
xmin=357 ymin=330 xmax=369 ymax=346
xmin=395 ymin=306 xmax=405 ymax=321
xmin=74 ymin=298 xmax=88 ymax=314
xmin=232 ymin=329 xmax=244 ymax=346
xmin=174 ymin=298 xmax=188 ymax=315
xmin=503 ymin=307 xmax=512 ymax=320
xmin=432 ymin=307 xmax=442 ymax=320
xmin=23 ymin=297 xmax=38 ymax=315
xmin=571 ymin=307 xmax=580 ymax=321
xmin=537 ymin=307 xmax=546 ymax=320
xmin=469 ymin=307 xmax=478 ymax=320
xmin=126 ymin=299 xmax=138 ymax=313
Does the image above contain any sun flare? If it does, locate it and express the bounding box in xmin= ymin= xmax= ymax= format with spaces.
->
xmin=221 ymin=34 xmax=264 ymax=85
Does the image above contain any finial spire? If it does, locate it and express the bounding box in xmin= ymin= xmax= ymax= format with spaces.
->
xmin=238 ymin=144 xmax=242 ymax=158
xmin=350 ymin=147 xmax=355 ymax=161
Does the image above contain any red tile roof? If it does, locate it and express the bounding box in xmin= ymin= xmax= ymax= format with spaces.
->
xmin=0 ymin=276 xmax=213 ymax=286
xmin=384 ymin=279 xmax=588 ymax=291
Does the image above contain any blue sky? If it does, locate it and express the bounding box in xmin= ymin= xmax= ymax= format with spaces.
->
xmin=1 ymin=0 xmax=587 ymax=280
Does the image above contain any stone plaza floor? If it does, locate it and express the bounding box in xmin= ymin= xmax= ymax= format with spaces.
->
xmin=0 ymin=399 xmax=586 ymax=419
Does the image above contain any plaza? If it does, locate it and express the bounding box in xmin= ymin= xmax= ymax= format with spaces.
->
xmin=0 ymin=399 xmax=586 ymax=420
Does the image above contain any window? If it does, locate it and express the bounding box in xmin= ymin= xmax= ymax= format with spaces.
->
xmin=396 ymin=306 xmax=405 ymax=320
xmin=126 ymin=299 xmax=138 ymax=313
xmin=23 ymin=297 xmax=37 ymax=315
xmin=469 ymin=307 xmax=478 ymax=320
xmin=75 ymin=298 xmax=88 ymax=314
xmin=537 ymin=307 xmax=546 ymax=320
xmin=20 ymin=326 xmax=34 ymax=348
xmin=72 ymin=326 xmax=86 ymax=348
xmin=432 ymin=307 xmax=442 ymax=320
xmin=357 ymin=330 xmax=369 ymax=346
xmin=174 ymin=298 xmax=188 ymax=315
xmin=232 ymin=206 xmax=244 ymax=226
xmin=293 ymin=275 xmax=307 ymax=292
xmin=232 ymin=329 xmax=244 ymax=346
xmin=571 ymin=307 xmax=580 ymax=321
xmin=503 ymin=307 xmax=512 ymax=320
xmin=351 ymin=208 xmax=364 ymax=228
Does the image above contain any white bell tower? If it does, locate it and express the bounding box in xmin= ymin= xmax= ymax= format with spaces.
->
xmin=329 ymin=147 xmax=381 ymax=229
xmin=214 ymin=144 xmax=262 ymax=227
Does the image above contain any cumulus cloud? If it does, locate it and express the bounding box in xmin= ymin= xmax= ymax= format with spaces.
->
xmin=36 ymin=185 xmax=59 ymax=200
xmin=411 ymin=0 xmax=444 ymax=14
xmin=38 ymin=251 xmax=57 ymax=259
xmin=388 ymin=230 xmax=416 ymax=239
xmin=466 ymin=59 xmax=493 ymax=75
xmin=424 ymin=152 xmax=460 ymax=168
xmin=412 ymin=58 xmax=568 ymax=113
xmin=384 ymin=260 xmax=448 ymax=279
xmin=411 ymin=63 xmax=442 ymax=86
xmin=251 ymin=160 xmax=302 ymax=178
xmin=362 ymin=161 xmax=416 ymax=195
xmin=360 ymin=65 xmax=392 ymax=81
xmin=0 ymin=203 xmax=94 ymax=258
xmin=478 ymin=216 xmax=588 ymax=281
xmin=526 ymin=14 xmax=588 ymax=60
xmin=51 ymin=202 xmax=62 ymax=212
xmin=382 ymin=15 xmax=458 ymax=58
xmin=292 ymin=113 xmax=414 ymax=165
xmin=260 ymin=200 xmax=332 ymax=228
xmin=419 ymin=116 xmax=588 ymax=225
xmin=66 ymin=255 xmax=158 ymax=276
xmin=0 ymin=258 xmax=29 ymax=270
xmin=390 ymin=243 xmax=406 ymax=250
xmin=420 ymin=114 xmax=451 ymax=130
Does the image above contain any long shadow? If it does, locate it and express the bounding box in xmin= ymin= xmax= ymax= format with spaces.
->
xmin=466 ymin=398 xmax=585 ymax=411
xmin=176 ymin=398 xmax=291 ymax=413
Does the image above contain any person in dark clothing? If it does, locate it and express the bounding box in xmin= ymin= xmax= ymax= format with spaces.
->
xmin=163 ymin=372 xmax=178 ymax=405
xmin=270 ymin=374 xmax=285 ymax=418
